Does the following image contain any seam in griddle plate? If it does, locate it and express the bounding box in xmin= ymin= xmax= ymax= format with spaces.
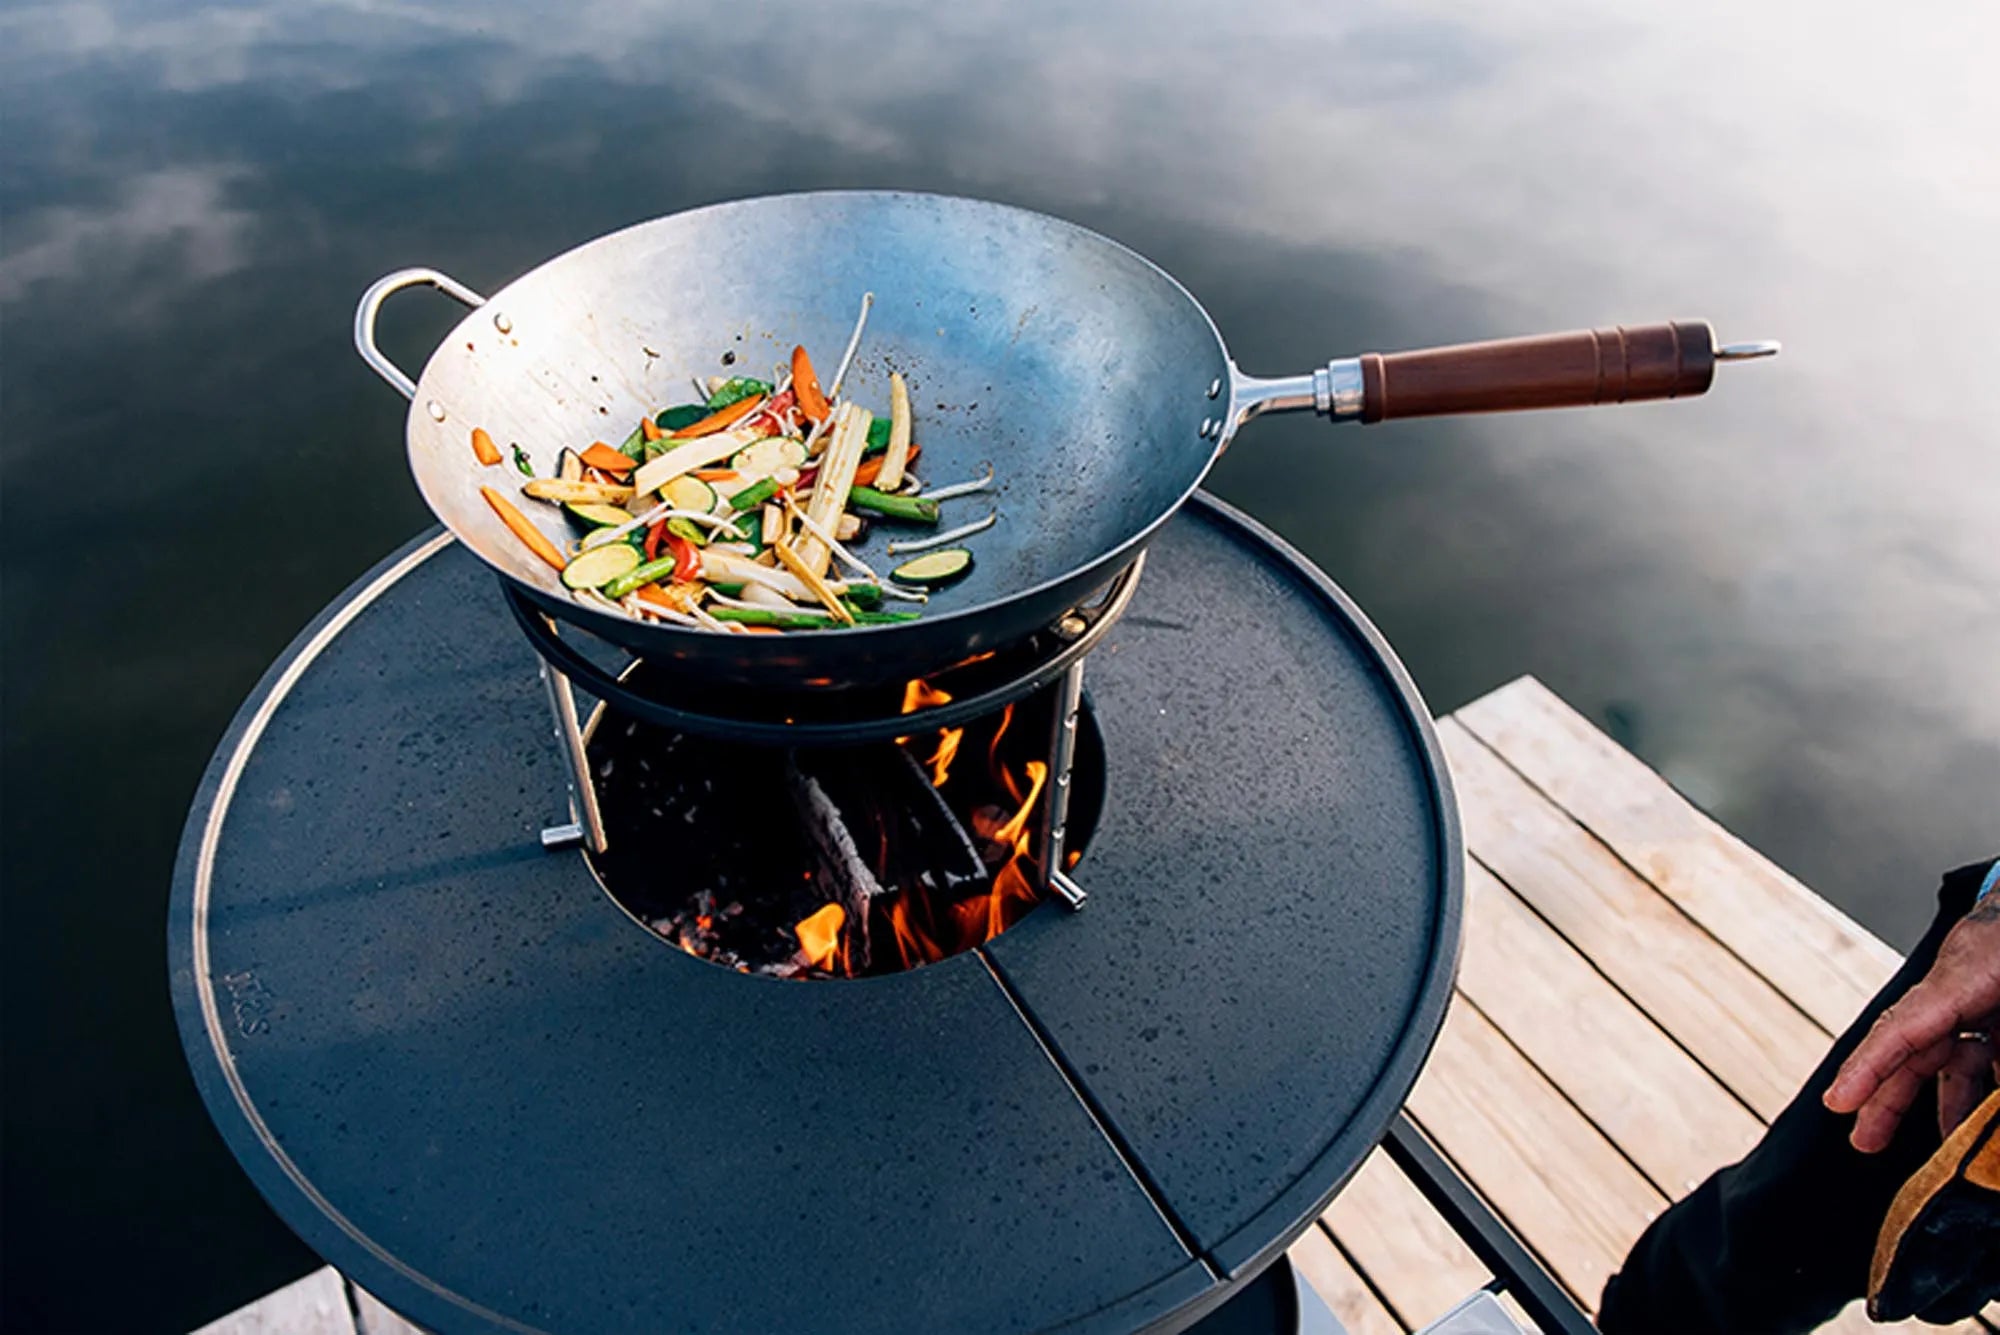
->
xmin=975 ymin=947 xmax=1222 ymax=1282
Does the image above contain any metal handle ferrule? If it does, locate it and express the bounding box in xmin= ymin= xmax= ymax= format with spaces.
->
xmin=1230 ymin=358 xmax=1366 ymax=428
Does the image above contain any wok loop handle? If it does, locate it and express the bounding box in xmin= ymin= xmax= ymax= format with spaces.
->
xmin=353 ymin=267 xmax=488 ymax=401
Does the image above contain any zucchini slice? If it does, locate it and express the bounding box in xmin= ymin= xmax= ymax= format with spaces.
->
xmin=564 ymin=501 xmax=637 ymax=529
xmin=729 ymin=436 xmax=807 ymax=476
xmin=578 ymin=526 xmax=637 ymax=552
xmin=891 ymin=548 xmax=974 ymax=587
xmin=561 ymin=542 xmax=642 ymax=591
xmin=655 ymin=404 xmax=707 ymax=432
xmin=662 ymin=475 xmax=717 ymax=515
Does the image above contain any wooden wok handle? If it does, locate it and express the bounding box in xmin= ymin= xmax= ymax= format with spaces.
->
xmin=1357 ymin=321 xmax=1717 ymax=423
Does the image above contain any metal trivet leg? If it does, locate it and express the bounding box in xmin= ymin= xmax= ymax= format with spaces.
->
xmin=1037 ymin=659 xmax=1089 ymax=911
xmin=1382 ymin=1115 xmax=1596 ymax=1335
xmin=536 ymin=619 xmax=608 ymax=855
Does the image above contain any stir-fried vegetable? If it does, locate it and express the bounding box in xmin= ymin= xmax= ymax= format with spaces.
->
xmin=524 ymin=478 xmax=635 ymax=505
xmin=668 ymin=394 xmax=765 ymax=440
xmin=792 ymin=345 xmax=829 ymax=422
xmin=847 ymin=485 xmax=939 ymax=525
xmin=891 ymin=548 xmax=974 ymax=587
xmin=482 ymin=486 xmax=566 ymax=572
xmin=471 ymin=297 xmax=1001 ymax=633
xmin=578 ymin=443 xmax=637 ymax=474
xmin=562 ymin=542 xmax=642 ymax=591
xmin=877 ymin=372 xmax=914 ymax=492
xmin=706 ymin=377 xmax=772 ymax=410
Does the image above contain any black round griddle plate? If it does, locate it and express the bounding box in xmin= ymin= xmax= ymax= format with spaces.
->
xmin=170 ymin=495 xmax=1460 ymax=1335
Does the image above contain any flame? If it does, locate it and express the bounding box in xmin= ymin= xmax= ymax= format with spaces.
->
xmin=993 ymin=762 xmax=1047 ymax=847
xmin=673 ymin=686 xmax=1062 ymax=979
xmin=901 ymin=680 xmax=951 ymax=714
xmin=795 ymin=902 xmax=846 ymax=970
xmin=928 ymin=729 xmax=965 ymax=787
xmin=900 ymin=680 xmax=965 ymax=787
xmin=880 ymin=749 xmax=1048 ymax=972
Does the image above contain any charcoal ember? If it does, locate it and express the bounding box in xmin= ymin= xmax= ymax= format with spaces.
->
xmin=589 ymin=728 xmax=832 ymax=973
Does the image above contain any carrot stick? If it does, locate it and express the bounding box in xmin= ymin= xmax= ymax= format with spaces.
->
xmin=792 ymin=345 xmax=829 ymax=422
xmin=480 ymin=486 xmax=566 ymax=571
xmin=470 ymin=427 xmax=502 ymax=466
xmin=640 ymin=417 xmax=663 ymax=442
xmin=853 ymin=442 xmax=918 ymax=488
xmin=692 ymin=468 xmax=739 ymax=482
xmin=579 ymin=443 xmax=637 ymax=474
xmin=669 ymin=393 xmax=766 ymax=439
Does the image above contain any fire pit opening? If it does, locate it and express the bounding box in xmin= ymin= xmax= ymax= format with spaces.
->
xmin=583 ymin=672 xmax=1106 ymax=979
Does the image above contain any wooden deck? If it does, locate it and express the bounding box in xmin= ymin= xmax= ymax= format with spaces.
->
xmin=199 ymin=677 xmax=1992 ymax=1334
xmin=1292 ymin=677 xmax=1994 ymax=1335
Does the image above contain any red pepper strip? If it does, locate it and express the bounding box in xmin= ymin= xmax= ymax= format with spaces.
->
xmin=645 ymin=519 xmax=669 ymax=561
xmin=667 ymin=534 xmax=700 ymax=582
xmin=746 ymin=388 xmax=797 ymax=437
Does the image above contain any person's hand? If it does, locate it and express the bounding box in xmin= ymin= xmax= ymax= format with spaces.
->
xmin=1824 ymin=896 xmax=2000 ymax=1152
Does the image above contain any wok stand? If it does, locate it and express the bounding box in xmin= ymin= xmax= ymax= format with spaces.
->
xmin=511 ymin=558 xmax=1147 ymax=912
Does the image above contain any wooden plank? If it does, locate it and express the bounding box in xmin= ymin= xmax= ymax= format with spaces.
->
xmin=1821 ymin=1297 xmax=1990 ymax=1335
xmin=1321 ymin=1146 xmax=1491 ymax=1331
xmin=1407 ymin=1001 xmax=1665 ymax=1310
xmin=348 ymin=1282 xmax=427 ymax=1335
xmin=193 ymin=1267 xmax=355 ymax=1335
xmin=1288 ymin=1224 xmax=1406 ymax=1335
xmin=1456 ymin=677 xmax=1899 ymax=1033
xmin=1439 ymin=717 xmax=1827 ymax=1121
xmin=1456 ymin=859 xmax=1765 ymax=1196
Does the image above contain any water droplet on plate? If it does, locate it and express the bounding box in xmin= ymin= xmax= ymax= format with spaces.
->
xmin=492 ymin=312 xmax=513 ymax=334
xmin=426 ymin=400 xmax=447 ymax=421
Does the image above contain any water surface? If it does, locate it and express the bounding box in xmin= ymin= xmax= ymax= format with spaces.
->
xmin=3 ymin=1 xmax=1996 ymax=1328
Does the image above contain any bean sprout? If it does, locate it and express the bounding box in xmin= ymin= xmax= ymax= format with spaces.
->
xmin=826 ymin=292 xmax=873 ymax=401
xmin=592 ymin=503 xmax=744 ymax=548
xmin=886 ymin=510 xmax=997 ymax=555
xmin=710 ymin=588 xmax=823 ymax=616
xmin=619 ymin=593 xmax=699 ymax=627
xmin=687 ymin=600 xmax=740 ymax=634
xmin=802 ymin=292 xmax=874 ymax=456
xmin=784 ymin=496 xmax=884 ymax=585
xmin=921 ymin=465 xmax=995 ymax=502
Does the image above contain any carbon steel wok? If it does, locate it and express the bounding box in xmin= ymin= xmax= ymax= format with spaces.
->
xmin=356 ymin=191 xmax=1775 ymax=692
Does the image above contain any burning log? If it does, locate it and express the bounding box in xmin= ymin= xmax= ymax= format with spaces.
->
xmin=785 ymin=744 xmax=988 ymax=972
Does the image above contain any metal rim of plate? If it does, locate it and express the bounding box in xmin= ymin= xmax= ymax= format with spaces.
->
xmin=167 ymin=492 xmax=1464 ymax=1335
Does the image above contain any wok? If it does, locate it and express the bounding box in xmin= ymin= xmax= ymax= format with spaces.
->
xmin=357 ymin=191 xmax=1774 ymax=692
